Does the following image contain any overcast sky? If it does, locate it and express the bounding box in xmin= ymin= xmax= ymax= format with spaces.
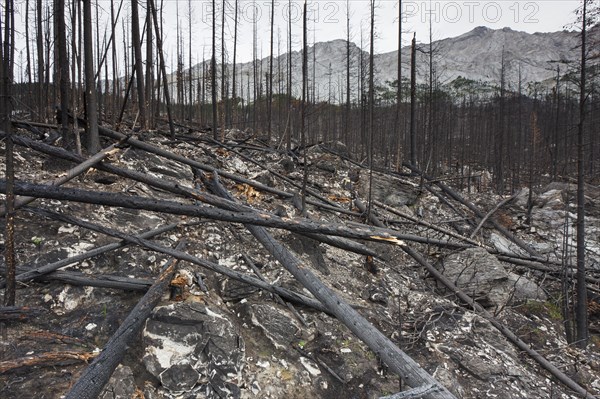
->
xmin=165 ymin=0 xmax=582 ymax=64
xmin=13 ymin=1 xmax=583 ymax=77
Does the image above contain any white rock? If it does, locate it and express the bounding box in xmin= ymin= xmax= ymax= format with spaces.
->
xmin=256 ymin=360 xmax=270 ymax=368
xmin=299 ymin=357 xmax=321 ymax=376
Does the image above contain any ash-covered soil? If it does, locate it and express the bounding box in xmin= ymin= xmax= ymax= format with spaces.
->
xmin=1 ymin=125 xmax=599 ymax=399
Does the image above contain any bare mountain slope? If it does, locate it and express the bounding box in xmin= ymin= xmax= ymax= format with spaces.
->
xmin=189 ymin=26 xmax=590 ymax=102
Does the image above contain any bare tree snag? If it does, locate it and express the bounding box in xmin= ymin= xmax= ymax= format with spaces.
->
xmin=82 ymin=0 xmax=100 ymax=153
xmin=64 ymin=241 xmax=186 ymax=399
xmin=148 ymin=0 xmax=175 ymax=138
xmin=205 ymin=172 xmax=456 ymax=399
xmin=131 ymin=0 xmax=146 ymax=130
xmin=1 ymin=0 xmax=16 ymax=306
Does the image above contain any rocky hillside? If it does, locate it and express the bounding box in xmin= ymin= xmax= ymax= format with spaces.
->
xmin=1 ymin=122 xmax=600 ymax=398
xmin=187 ymin=25 xmax=597 ymax=102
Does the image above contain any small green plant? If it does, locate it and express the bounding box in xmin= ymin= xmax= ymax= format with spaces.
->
xmin=518 ymin=300 xmax=562 ymax=321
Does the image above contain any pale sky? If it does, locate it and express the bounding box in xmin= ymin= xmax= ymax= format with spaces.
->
xmin=13 ymin=1 xmax=583 ymax=78
xmin=170 ymin=0 xmax=582 ymax=64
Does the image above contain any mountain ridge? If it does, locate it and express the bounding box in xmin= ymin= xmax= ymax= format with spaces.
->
xmin=187 ymin=25 xmax=593 ymax=102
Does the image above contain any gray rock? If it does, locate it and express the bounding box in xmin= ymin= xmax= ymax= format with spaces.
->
xmin=159 ymin=361 xmax=199 ymax=393
xmin=99 ymin=365 xmax=137 ymax=399
xmin=442 ymin=248 xmax=546 ymax=308
xmin=534 ymin=189 xmax=564 ymax=210
xmin=286 ymin=234 xmax=329 ymax=275
xmin=143 ymin=302 xmax=244 ymax=397
xmin=220 ymin=278 xmax=260 ymax=301
xmin=513 ymin=187 xmax=532 ymax=209
xmin=249 ymin=303 xmax=302 ymax=350
xmin=490 ymin=232 xmax=529 ymax=257
xmin=321 ymin=141 xmax=350 ymax=158
xmin=315 ymin=159 xmax=337 ymax=174
xmin=358 ymin=172 xmax=418 ymax=207
xmin=253 ymin=170 xmax=276 ymax=186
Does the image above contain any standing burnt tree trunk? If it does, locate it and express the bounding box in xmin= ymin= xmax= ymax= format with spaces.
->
xmin=131 ymin=0 xmax=146 ymax=130
xmin=395 ymin=0 xmax=402 ymax=169
xmin=345 ymin=0 xmax=351 ymax=145
xmin=409 ymin=33 xmax=416 ymax=166
xmin=231 ymin=0 xmax=238 ymax=126
xmin=36 ymin=0 xmax=45 ymax=119
xmin=575 ymin=0 xmax=589 ymax=349
xmin=366 ymin=0 xmax=375 ymax=218
xmin=55 ymin=0 xmax=70 ymax=144
xmin=267 ymin=0 xmax=274 ymax=144
xmin=300 ymin=0 xmax=308 ymax=214
xmin=211 ymin=0 xmax=218 ymax=139
xmin=83 ymin=0 xmax=100 ymax=153
xmin=149 ymin=0 xmax=175 ymax=137
xmin=1 ymin=0 xmax=15 ymax=305
xmin=146 ymin=0 xmax=155 ymax=129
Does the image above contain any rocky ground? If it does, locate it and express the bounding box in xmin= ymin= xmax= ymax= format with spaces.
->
xmin=1 ymin=124 xmax=599 ymax=399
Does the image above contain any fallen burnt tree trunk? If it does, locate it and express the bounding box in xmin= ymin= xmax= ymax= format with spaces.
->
xmin=64 ymin=241 xmax=186 ymax=399
xmin=205 ymin=173 xmax=457 ymax=399
xmin=39 ymin=270 xmax=152 ymax=291
xmin=0 ymin=180 xmax=473 ymax=251
xmin=0 ymin=138 xmax=127 ymax=216
xmin=204 ymin=136 xmax=341 ymax=208
xmin=5 ymin=133 xmax=375 ymax=258
xmin=373 ymin=200 xmax=481 ymax=247
xmin=93 ymin=123 xmax=354 ymax=214
xmin=0 ymin=223 xmax=179 ymax=288
xmin=27 ymin=207 xmax=330 ymax=314
xmin=0 ymin=351 xmax=98 ymax=374
xmin=0 ymin=306 xmax=44 ymax=322
xmin=403 ymin=247 xmax=597 ymax=399
xmin=356 ymin=199 xmax=596 ymax=398
xmin=403 ymin=163 xmax=540 ymax=258
xmin=0 ymin=265 xmax=152 ymax=292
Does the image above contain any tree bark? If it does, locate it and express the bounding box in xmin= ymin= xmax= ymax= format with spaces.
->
xmin=1 ymin=180 xmax=472 ymax=251
xmin=83 ymin=0 xmax=100 ymax=153
xmin=575 ymin=0 xmax=588 ymax=349
xmin=148 ymin=0 xmax=175 ymax=137
xmin=205 ymin=172 xmax=456 ymax=399
xmin=55 ymin=0 xmax=69 ymax=144
xmin=0 ymin=223 xmax=178 ymax=288
xmin=65 ymin=241 xmax=186 ymax=399
xmin=26 ymin=207 xmax=330 ymax=314
xmin=131 ymin=0 xmax=146 ymax=129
